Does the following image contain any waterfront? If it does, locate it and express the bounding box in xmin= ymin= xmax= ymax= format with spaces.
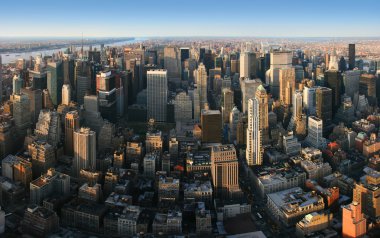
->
xmin=0 ymin=37 xmax=146 ymax=64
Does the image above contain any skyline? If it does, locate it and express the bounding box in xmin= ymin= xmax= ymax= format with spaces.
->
xmin=1 ymin=0 xmax=380 ymax=38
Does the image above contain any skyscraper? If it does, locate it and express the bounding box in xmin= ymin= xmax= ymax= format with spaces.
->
xmin=246 ymin=98 xmax=262 ymax=166
xmin=164 ymin=46 xmax=181 ymax=79
xmin=293 ymin=90 xmax=303 ymax=120
xmin=303 ymin=86 xmax=317 ymax=116
xmin=359 ymin=74 xmax=377 ymax=105
xmin=324 ymin=70 xmax=342 ymax=111
xmin=11 ymin=93 xmax=31 ymax=136
xmin=256 ymin=85 xmax=269 ymax=144
xmin=147 ymin=69 xmax=168 ymax=122
xmin=96 ymin=71 xmax=117 ymax=122
xmin=240 ymin=52 xmax=257 ymax=79
xmin=279 ymin=67 xmax=296 ymax=106
xmin=211 ymin=144 xmax=241 ymax=199
xmin=12 ymin=75 xmax=23 ymax=94
xmin=221 ymin=88 xmax=234 ymax=123
xmin=240 ymin=78 xmax=262 ymax=114
xmin=343 ymin=70 xmax=360 ymax=99
xmin=174 ymin=92 xmax=192 ymax=122
xmin=316 ymin=87 xmax=332 ymax=128
xmin=266 ymin=50 xmax=292 ymax=98
xmin=348 ymin=44 xmax=356 ymax=70
xmin=61 ymin=84 xmax=71 ymax=105
xmin=47 ymin=61 xmax=64 ymax=106
xmin=73 ymin=128 xmax=96 ymax=177
xmin=196 ymin=63 xmax=208 ymax=109
xmin=305 ymin=116 xmax=325 ymax=149
xmin=65 ymin=111 xmax=80 ymax=156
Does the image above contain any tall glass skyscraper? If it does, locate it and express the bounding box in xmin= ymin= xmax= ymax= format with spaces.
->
xmin=147 ymin=69 xmax=168 ymax=122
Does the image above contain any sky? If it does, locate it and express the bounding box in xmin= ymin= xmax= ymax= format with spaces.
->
xmin=1 ymin=0 xmax=379 ymax=38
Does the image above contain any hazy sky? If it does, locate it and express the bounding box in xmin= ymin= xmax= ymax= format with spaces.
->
xmin=1 ymin=0 xmax=379 ymax=38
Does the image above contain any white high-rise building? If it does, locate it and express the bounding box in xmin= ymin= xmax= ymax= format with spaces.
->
xmin=246 ymin=98 xmax=262 ymax=166
xmin=305 ymin=116 xmax=325 ymax=149
xmin=62 ymin=84 xmax=71 ymax=105
xmin=73 ymin=128 xmax=96 ymax=177
xmin=147 ymin=69 xmax=168 ymax=122
xmin=293 ymin=90 xmax=303 ymax=119
xmin=240 ymin=78 xmax=262 ymax=114
xmin=303 ymin=86 xmax=317 ymax=115
xmin=240 ymin=52 xmax=250 ymax=78
xmin=266 ymin=50 xmax=292 ymax=98
xmin=196 ymin=63 xmax=208 ymax=109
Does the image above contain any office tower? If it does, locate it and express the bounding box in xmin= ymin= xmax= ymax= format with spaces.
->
xmin=203 ymin=50 xmax=214 ymax=73
xmin=266 ymin=50 xmax=292 ymax=98
xmin=46 ymin=61 xmax=64 ymax=106
xmin=303 ymin=86 xmax=317 ymax=115
xmin=316 ymin=87 xmax=332 ymax=127
xmin=199 ymin=48 xmax=206 ymax=62
xmin=147 ymin=69 xmax=168 ymax=122
xmin=240 ymin=78 xmax=262 ymax=114
xmin=63 ymin=55 xmax=75 ymax=86
xmin=359 ymin=74 xmax=377 ymax=105
xmin=12 ymin=75 xmax=23 ymax=94
xmin=61 ymin=84 xmax=71 ymax=105
xmin=246 ymin=98 xmax=262 ymax=166
xmin=240 ymin=52 xmax=257 ymax=79
xmin=221 ymin=88 xmax=234 ymax=123
xmin=348 ymin=44 xmax=356 ymax=70
xmin=20 ymin=87 xmax=42 ymax=125
xmin=211 ymin=144 xmax=241 ymax=199
xmin=35 ymin=110 xmax=61 ymax=147
xmin=65 ymin=111 xmax=80 ymax=156
xmin=294 ymin=90 xmax=303 ymax=119
xmin=73 ymin=128 xmax=96 ymax=177
xmin=230 ymin=59 xmax=238 ymax=74
xmin=164 ymin=46 xmax=181 ymax=79
xmin=11 ymin=93 xmax=31 ymax=135
xmin=193 ymin=86 xmax=201 ymax=122
xmin=76 ymin=75 xmax=90 ymax=105
xmin=196 ymin=63 xmax=208 ymax=109
xmin=169 ymin=137 xmax=179 ymax=159
xmin=96 ymin=71 xmax=117 ymax=122
xmin=180 ymin=47 xmax=190 ymax=62
xmin=343 ymin=70 xmax=361 ymax=99
xmin=339 ymin=56 xmax=347 ymax=72
xmin=28 ymin=141 xmax=56 ymax=178
xmin=279 ymin=67 xmax=296 ymax=106
xmin=174 ymin=91 xmax=192 ymax=122
xmin=201 ymin=110 xmax=222 ymax=143
xmin=305 ymin=116 xmax=325 ymax=149
xmin=229 ymin=106 xmax=240 ymax=142
xmin=324 ymin=70 xmax=342 ymax=110
xmin=342 ymin=202 xmax=366 ymax=238
xmin=256 ymin=85 xmax=269 ymax=144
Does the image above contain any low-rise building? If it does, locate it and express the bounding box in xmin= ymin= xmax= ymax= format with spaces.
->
xmin=267 ymin=187 xmax=325 ymax=227
xmin=183 ymin=180 xmax=213 ymax=205
xmin=295 ymin=212 xmax=333 ymax=237
xmin=158 ymin=176 xmax=180 ymax=202
xmin=21 ymin=205 xmax=59 ymax=237
xmin=152 ymin=210 xmax=182 ymax=235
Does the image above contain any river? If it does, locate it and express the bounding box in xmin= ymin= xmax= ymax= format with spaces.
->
xmin=1 ymin=37 xmax=146 ymax=64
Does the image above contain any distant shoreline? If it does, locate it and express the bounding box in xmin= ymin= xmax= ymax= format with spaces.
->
xmin=0 ymin=37 xmax=135 ymax=54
